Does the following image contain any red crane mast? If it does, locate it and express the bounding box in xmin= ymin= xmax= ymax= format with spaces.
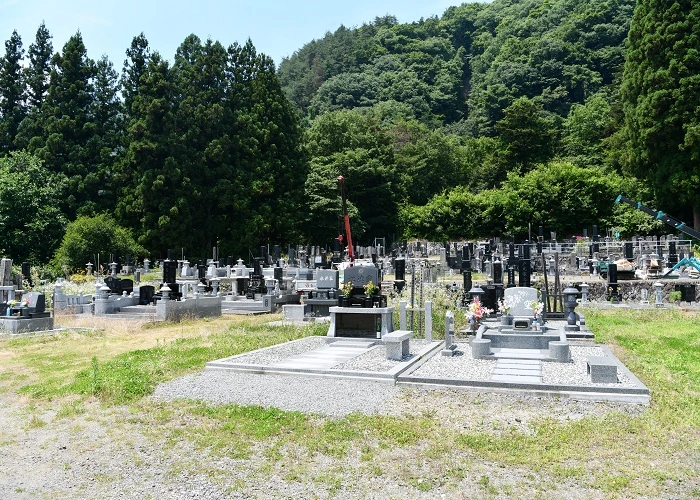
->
xmin=337 ymin=176 xmax=355 ymax=262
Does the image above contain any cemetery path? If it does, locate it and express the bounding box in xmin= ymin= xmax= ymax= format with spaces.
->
xmin=0 ymin=376 xmax=689 ymax=499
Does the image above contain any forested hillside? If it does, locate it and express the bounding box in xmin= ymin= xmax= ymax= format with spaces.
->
xmin=279 ymin=0 xmax=698 ymax=245
xmin=1 ymin=0 xmax=698 ymax=270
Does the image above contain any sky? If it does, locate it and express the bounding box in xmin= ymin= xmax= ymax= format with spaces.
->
xmin=2 ymin=0 xmax=464 ymax=69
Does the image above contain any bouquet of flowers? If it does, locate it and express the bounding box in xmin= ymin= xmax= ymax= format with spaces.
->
xmin=497 ymin=297 xmax=512 ymax=315
xmin=467 ymin=298 xmax=493 ymax=326
xmin=341 ymin=280 xmax=353 ymax=297
xmin=529 ymin=300 xmax=544 ymax=318
xmin=363 ymin=280 xmax=379 ymax=296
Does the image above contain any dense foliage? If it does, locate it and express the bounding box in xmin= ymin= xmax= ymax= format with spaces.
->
xmin=0 ymin=0 xmax=698 ymax=267
xmin=0 ymin=152 xmax=66 ymax=263
xmin=0 ymin=27 xmax=306 ymax=268
xmin=51 ymin=214 xmax=146 ymax=275
xmin=619 ymin=0 xmax=700 ymax=229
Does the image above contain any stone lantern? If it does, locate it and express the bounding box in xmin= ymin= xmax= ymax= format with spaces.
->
xmin=99 ymin=284 xmax=111 ymax=300
xmin=654 ymin=282 xmax=664 ymax=307
xmin=563 ymin=286 xmax=580 ymax=332
xmin=468 ymin=285 xmax=484 ymax=305
xmin=580 ymin=282 xmax=589 ymax=303
xmin=160 ymin=283 xmax=172 ymax=301
xmin=86 ymin=262 xmax=93 ymax=276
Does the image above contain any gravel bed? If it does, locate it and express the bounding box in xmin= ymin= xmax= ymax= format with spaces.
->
xmin=409 ymin=341 xmax=495 ymax=380
xmin=332 ymin=339 xmax=432 ymax=372
xmin=222 ymin=335 xmax=327 ymax=365
xmin=541 ymin=345 xmax=635 ymax=387
xmin=153 ymin=371 xmax=400 ymax=417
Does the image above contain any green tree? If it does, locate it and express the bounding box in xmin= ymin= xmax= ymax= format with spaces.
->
xmin=0 ymin=31 xmax=26 ymax=154
xmin=561 ymin=92 xmax=615 ymax=167
xmin=495 ymin=96 xmax=556 ymax=172
xmin=29 ymin=32 xmax=98 ymax=218
xmin=14 ymin=22 xmax=53 ymax=151
xmin=304 ymin=109 xmax=395 ymax=243
xmin=402 ymin=162 xmax=638 ymax=241
xmin=87 ymin=55 xmax=123 ymax=213
xmin=121 ymin=33 xmax=150 ymax=115
xmin=24 ymin=22 xmax=53 ymax=110
xmin=619 ymin=0 xmax=700 ymax=229
xmin=0 ymin=151 xmax=66 ymax=263
xmin=116 ymin=51 xmax=178 ymax=253
xmin=393 ymin=122 xmax=467 ymax=206
xmin=51 ymin=213 xmax=146 ymax=273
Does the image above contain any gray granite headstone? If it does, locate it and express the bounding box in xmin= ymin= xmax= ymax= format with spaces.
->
xmin=0 ymin=258 xmax=12 ymax=286
xmin=343 ymin=266 xmax=379 ymax=287
xmin=316 ymin=269 xmax=338 ymax=289
xmin=503 ymin=287 xmax=538 ymax=317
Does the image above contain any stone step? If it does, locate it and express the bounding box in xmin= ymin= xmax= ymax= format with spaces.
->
xmin=490 ymin=348 xmax=550 ymax=360
xmin=329 ymin=340 xmax=376 ymax=349
xmin=490 ymin=358 xmax=543 ymax=384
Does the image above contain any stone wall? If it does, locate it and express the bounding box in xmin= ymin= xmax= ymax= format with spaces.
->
xmin=155 ymin=296 xmax=222 ymax=322
xmin=567 ymin=279 xmax=698 ymax=303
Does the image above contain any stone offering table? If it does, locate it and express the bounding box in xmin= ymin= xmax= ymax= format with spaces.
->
xmin=327 ymin=306 xmax=395 ymax=339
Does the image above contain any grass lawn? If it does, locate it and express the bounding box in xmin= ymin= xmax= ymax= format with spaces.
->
xmin=0 ymin=307 xmax=698 ymax=497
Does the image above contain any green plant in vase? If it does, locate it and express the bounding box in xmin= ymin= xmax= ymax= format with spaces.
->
xmin=363 ymin=280 xmax=379 ymax=297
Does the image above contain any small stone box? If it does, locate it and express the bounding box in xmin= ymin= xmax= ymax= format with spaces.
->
xmin=587 ymin=356 xmax=618 ymax=383
xmin=383 ymin=330 xmax=412 ymax=360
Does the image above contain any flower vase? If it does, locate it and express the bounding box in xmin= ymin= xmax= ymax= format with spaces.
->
xmin=500 ymin=313 xmax=512 ymax=326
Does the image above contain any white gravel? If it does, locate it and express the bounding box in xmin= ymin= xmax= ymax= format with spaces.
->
xmin=154 ymin=335 xmax=644 ymax=419
xmin=153 ymin=371 xmax=401 ymax=417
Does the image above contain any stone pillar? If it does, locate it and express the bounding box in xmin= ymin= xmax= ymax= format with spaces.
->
xmin=399 ymin=301 xmax=408 ymax=330
xmin=442 ymin=310 xmax=455 ymax=356
xmin=424 ymin=301 xmax=433 ymax=342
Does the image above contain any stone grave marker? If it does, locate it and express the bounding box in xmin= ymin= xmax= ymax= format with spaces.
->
xmin=343 ymin=266 xmax=379 ymax=288
xmin=316 ymin=269 xmax=338 ymax=289
xmin=503 ymin=287 xmax=539 ymax=317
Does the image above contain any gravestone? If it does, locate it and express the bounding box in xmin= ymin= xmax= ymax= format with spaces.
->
xmin=0 ymin=258 xmax=11 ymax=286
xmin=163 ymin=260 xmax=177 ymax=284
xmin=25 ymin=292 xmax=46 ymax=314
xmin=104 ymin=276 xmax=121 ymax=294
xmin=316 ymin=269 xmax=338 ymax=289
xmin=139 ymin=285 xmax=155 ymax=305
xmin=503 ymin=287 xmax=538 ymax=317
xmin=120 ymin=279 xmax=134 ymax=295
xmin=343 ymin=266 xmax=379 ymax=289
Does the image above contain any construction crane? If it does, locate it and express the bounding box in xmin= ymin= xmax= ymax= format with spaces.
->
xmin=615 ymin=195 xmax=700 ymax=240
xmin=338 ymin=176 xmax=355 ymax=262
xmin=615 ymin=195 xmax=700 ymax=276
